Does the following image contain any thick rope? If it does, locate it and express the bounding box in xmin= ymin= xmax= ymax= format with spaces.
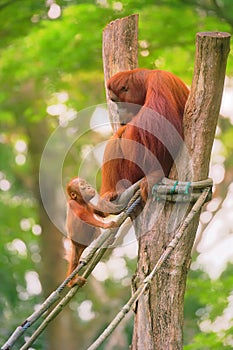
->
xmin=1 ymin=190 xmax=142 ymax=350
xmin=1 ymin=178 xmax=211 ymax=350
xmin=87 ymin=186 xmax=211 ymax=350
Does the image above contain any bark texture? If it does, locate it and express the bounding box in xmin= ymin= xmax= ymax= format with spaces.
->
xmin=131 ymin=32 xmax=231 ymax=350
xmin=102 ymin=14 xmax=138 ymax=130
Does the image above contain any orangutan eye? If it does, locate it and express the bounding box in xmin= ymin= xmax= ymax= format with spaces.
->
xmin=70 ymin=192 xmax=77 ymax=199
xmin=121 ymin=86 xmax=128 ymax=92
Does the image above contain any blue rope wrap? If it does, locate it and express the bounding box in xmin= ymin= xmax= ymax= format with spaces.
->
xmin=21 ymin=321 xmax=31 ymax=330
xmin=125 ymin=197 xmax=141 ymax=215
xmin=184 ymin=181 xmax=191 ymax=195
xmin=170 ymin=180 xmax=179 ymax=194
xmin=151 ymin=179 xmax=200 ymax=202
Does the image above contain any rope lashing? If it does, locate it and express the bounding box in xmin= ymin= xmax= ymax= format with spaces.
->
xmin=152 ymin=177 xmax=213 ymax=203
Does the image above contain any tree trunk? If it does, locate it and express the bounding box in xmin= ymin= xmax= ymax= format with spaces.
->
xmin=131 ymin=32 xmax=230 ymax=349
xmin=102 ymin=19 xmax=230 ymax=349
xmin=102 ymin=14 xmax=138 ymax=130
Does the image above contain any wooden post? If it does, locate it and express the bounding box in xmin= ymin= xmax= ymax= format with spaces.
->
xmin=102 ymin=14 xmax=138 ymax=130
xmin=131 ymin=32 xmax=230 ymax=349
xmin=102 ymin=19 xmax=230 ymax=349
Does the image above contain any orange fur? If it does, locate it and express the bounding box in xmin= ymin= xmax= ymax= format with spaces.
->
xmin=101 ymin=69 xmax=189 ymax=201
xmin=66 ymin=178 xmax=115 ymax=286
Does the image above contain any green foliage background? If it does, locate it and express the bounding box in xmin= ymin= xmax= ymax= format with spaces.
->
xmin=0 ymin=0 xmax=233 ymax=349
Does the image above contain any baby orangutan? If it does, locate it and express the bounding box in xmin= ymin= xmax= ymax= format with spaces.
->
xmin=66 ymin=177 xmax=116 ymax=287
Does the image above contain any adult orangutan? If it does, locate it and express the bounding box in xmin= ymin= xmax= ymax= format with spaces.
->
xmin=100 ymin=68 xmax=189 ymax=202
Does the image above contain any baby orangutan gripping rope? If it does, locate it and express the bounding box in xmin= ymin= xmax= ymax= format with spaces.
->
xmin=66 ymin=177 xmax=117 ymax=287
